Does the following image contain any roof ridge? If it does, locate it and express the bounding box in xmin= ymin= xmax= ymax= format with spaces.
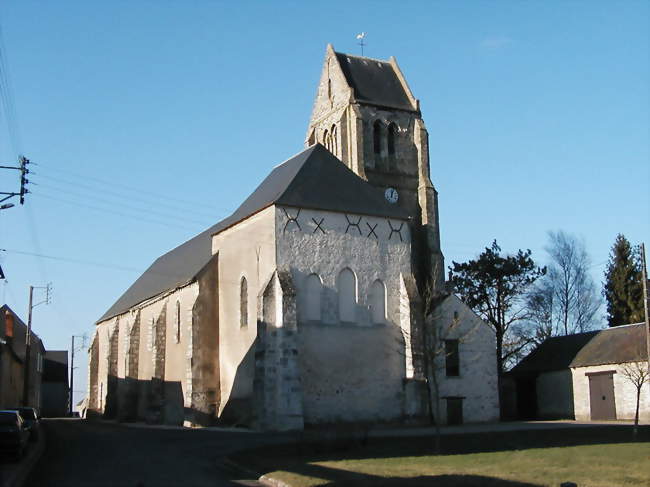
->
xmin=335 ymin=51 xmax=391 ymax=64
xmin=273 ymin=144 xmax=319 ymax=169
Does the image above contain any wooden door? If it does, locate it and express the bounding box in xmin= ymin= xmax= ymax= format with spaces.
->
xmin=446 ymin=398 xmax=463 ymax=425
xmin=588 ymin=372 xmax=616 ymax=420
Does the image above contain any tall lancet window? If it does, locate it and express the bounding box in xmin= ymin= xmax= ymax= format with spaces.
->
xmin=387 ymin=123 xmax=396 ymax=156
xmin=373 ymin=120 xmax=382 ymax=155
xmin=240 ymin=276 xmax=248 ymax=328
xmin=322 ymin=128 xmax=329 ymax=149
xmin=338 ymin=268 xmax=357 ymax=323
xmin=305 ymin=273 xmax=322 ymax=321
xmin=330 ymin=124 xmax=338 ymax=156
xmin=369 ymin=279 xmax=386 ymax=324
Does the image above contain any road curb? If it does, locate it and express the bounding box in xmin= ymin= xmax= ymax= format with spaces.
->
xmin=1 ymin=429 xmax=46 ymax=487
xmin=221 ymin=457 xmax=292 ymax=487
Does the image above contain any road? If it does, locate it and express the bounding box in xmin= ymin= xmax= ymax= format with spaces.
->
xmin=26 ymin=419 xmax=283 ymax=487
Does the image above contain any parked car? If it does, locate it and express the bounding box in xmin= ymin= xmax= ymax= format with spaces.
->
xmin=0 ymin=410 xmax=29 ymax=460
xmin=14 ymin=408 xmax=40 ymax=441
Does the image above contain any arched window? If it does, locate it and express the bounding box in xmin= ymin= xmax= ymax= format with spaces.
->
xmin=240 ymin=277 xmax=248 ymax=328
xmin=338 ymin=268 xmax=357 ymax=322
xmin=373 ymin=120 xmax=382 ymax=155
xmin=305 ymin=274 xmax=322 ymax=321
xmin=369 ymin=280 xmax=386 ymax=324
xmin=330 ymin=124 xmax=338 ymax=156
xmin=323 ymin=129 xmax=329 ymax=150
xmin=387 ymin=123 xmax=396 ymax=156
xmin=173 ymin=301 xmax=181 ymax=343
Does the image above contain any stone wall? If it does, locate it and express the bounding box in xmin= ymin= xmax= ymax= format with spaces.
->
xmin=276 ymin=206 xmax=421 ymax=424
xmin=91 ymin=281 xmax=201 ymax=425
xmin=572 ymin=362 xmax=650 ymax=422
xmin=253 ymin=270 xmax=303 ymax=431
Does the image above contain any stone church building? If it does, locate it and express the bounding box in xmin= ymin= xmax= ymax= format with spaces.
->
xmin=87 ymin=45 xmax=499 ymax=430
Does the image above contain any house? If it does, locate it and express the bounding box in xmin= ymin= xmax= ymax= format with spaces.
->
xmin=0 ymin=304 xmax=45 ymax=410
xmin=41 ymin=350 xmax=69 ymax=417
xmin=86 ymin=45 xmax=500 ymax=430
xmin=509 ymin=323 xmax=649 ymax=422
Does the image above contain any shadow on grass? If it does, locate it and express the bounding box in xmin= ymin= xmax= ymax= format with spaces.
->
xmin=263 ymin=460 xmax=543 ymax=486
xmin=231 ymin=425 xmax=648 ymax=485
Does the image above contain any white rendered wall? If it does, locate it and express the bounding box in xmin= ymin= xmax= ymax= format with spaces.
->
xmin=212 ymin=206 xmax=276 ymax=417
xmin=276 ymin=205 xmax=412 ymax=423
xmin=572 ymin=362 xmax=650 ymax=422
xmin=433 ymin=295 xmax=500 ymax=424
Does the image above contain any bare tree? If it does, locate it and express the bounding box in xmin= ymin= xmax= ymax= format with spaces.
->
xmin=620 ymin=360 xmax=649 ymax=436
xmin=420 ymin=282 xmax=483 ymax=451
xmin=394 ymin=276 xmax=482 ymax=453
xmin=529 ymin=231 xmax=601 ymax=337
xmin=525 ymin=280 xmax=554 ymax=344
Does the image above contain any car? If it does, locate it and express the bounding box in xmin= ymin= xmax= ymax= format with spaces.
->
xmin=0 ymin=410 xmax=29 ymax=460
xmin=14 ymin=408 xmax=40 ymax=441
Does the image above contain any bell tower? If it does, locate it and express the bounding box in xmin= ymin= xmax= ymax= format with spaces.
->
xmin=306 ymin=44 xmax=445 ymax=293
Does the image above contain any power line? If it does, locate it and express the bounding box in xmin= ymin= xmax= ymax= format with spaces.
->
xmin=32 ymin=183 xmax=215 ymax=227
xmin=35 ymin=165 xmax=228 ymax=211
xmin=0 ymin=24 xmax=21 ymax=157
xmin=1 ymin=248 xmax=192 ymax=280
xmin=33 ymin=172 xmax=224 ymax=219
xmin=2 ymin=248 xmax=148 ymax=273
xmin=31 ymin=192 xmax=204 ymax=232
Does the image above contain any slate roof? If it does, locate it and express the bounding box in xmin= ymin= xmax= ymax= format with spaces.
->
xmin=570 ymin=323 xmax=646 ymax=368
xmin=509 ymin=331 xmax=599 ymax=375
xmin=335 ymin=52 xmax=416 ymax=112
xmin=98 ymin=144 xmax=410 ymax=323
xmin=510 ymin=323 xmax=648 ymax=375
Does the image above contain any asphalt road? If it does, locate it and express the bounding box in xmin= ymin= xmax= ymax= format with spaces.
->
xmin=25 ymin=419 xmax=281 ymax=487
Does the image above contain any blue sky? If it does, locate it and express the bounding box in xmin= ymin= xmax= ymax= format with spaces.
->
xmin=0 ymin=1 xmax=647 ymax=408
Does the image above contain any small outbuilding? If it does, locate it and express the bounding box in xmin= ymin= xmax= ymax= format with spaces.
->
xmin=570 ymin=323 xmax=648 ymax=422
xmin=509 ymin=323 xmax=649 ymax=422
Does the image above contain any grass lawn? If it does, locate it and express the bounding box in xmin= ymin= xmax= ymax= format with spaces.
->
xmin=234 ymin=426 xmax=650 ymax=486
xmin=263 ymin=443 xmax=649 ymax=486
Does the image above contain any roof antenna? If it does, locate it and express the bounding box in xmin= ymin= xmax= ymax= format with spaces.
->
xmin=356 ymin=32 xmax=366 ymax=56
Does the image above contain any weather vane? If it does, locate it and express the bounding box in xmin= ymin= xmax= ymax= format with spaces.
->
xmin=356 ymin=32 xmax=366 ymax=56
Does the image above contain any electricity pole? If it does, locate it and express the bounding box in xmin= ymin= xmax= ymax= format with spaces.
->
xmin=69 ymin=334 xmax=86 ymax=415
xmin=0 ymin=155 xmax=30 ymax=205
xmin=22 ymin=283 xmax=51 ymax=406
xmin=641 ymin=243 xmax=649 ymax=369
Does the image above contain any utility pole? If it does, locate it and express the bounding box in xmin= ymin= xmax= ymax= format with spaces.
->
xmin=0 ymin=155 xmax=30 ymax=205
xmin=69 ymin=334 xmax=86 ymax=415
xmin=22 ymin=283 xmax=51 ymax=406
xmin=23 ymin=286 xmax=34 ymax=407
xmin=641 ymin=243 xmax=649 ymax=369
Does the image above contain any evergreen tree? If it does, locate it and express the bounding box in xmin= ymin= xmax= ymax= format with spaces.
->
xmin=449 ymin=240 xmax=546 ymax=377
xmin=603 ymin=234 xmax=644 ymax=326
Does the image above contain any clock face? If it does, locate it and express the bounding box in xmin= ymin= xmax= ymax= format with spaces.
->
xmin=385 ymin=187 xmax=399 ymax=204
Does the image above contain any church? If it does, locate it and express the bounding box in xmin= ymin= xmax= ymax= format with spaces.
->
xmin=87 ymin=45 xmax=499 ymax=430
